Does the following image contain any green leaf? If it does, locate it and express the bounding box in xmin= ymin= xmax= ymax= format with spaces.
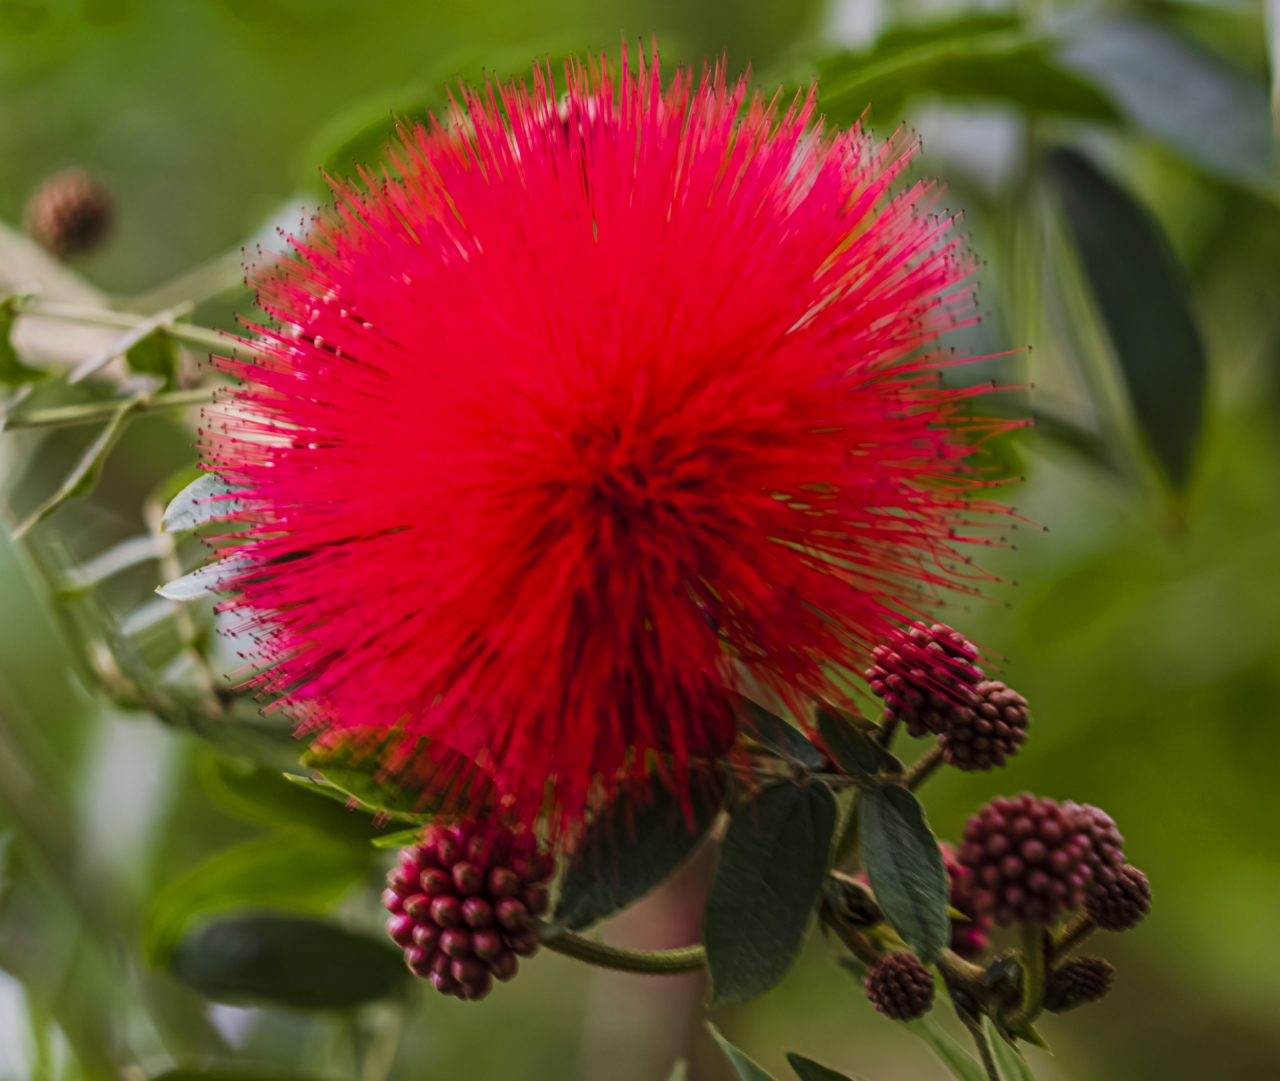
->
xmin=300 ymin=733 xmax=491 ymax=822
xmin=370 ymin=826 xmax=426 ymax=849
xmin=145 ymin=832 xmax=369 ymax=965
xmin=816 ymin=707 xmax=888 ymax=779
xmin=155 ymin=555 xmax=249 ymax=601
xmin=1048 ymin=146 xmax=1207 ymax=489
xmin=0 ymin=297 xmax=47 ymax=386
xmin=734 ymin=694 xmax=827 ymax=771
xmin=161 ymin=472 xmax=245 ymax=532
xmin=11 ymin=396 xmax=143 ymax=540
xmin=707 ymin=1023 xmax=777 ymax=1081
xmin=904 ymin=1017 xmax=987 ymax=1081
xmin=986 ymin=1018 xmax=1037 ymax=1081
xmin=125 ymin=329 xmax=179 ymax=390
xmin=860 ymin=785 xmax=949 ymax=963
xmin=554 ymin=778 xmax=721 ymax=931
xmin=198 ymin=755 xmax=397 ymax=844
xmin=152 ymin=1073 xmax=327 ymax=1081
xmin=819 ymin=20 xmax=1119 ymax=127
xmin=704 ymin=781 xmax=837 ymax=1004
xmin=786 ymin=1052 xmax=863 ymax=1081
xmin=169 ymin=914 xmax=408 ymax=1008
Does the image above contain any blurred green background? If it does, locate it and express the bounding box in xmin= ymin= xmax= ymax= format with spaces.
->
xmin=1 ymin=1 xmax=1278 ymax=1079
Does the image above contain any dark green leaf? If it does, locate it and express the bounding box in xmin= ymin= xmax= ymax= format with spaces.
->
xmin=0 ymin=298 xmax=47 ymax=386
xmin=707 ymin=1023 xmax=777 ymax=1081
xmin=371 ymin=826 xmax=425 ymax=849
xmin=169 ymin=914 xmax=407 ymax=1008
xmin=145 ymin=832 xmax=369 ymax=965
xmin=816 ymin=707 xmax=887 ymax=779
xmin=871 ymin=13 xmax=1021 ymax=57
xmin=904 ymin=1017 xmax=987 ymax=1081
xmin=198 ymin=755 xmax=397 ymax=844
xmin=734 ymin=693 xmax=826 ymax=771
xmin=704 ymin=781 xmax=837 ymax=1003
xmin=161 ymin=472 xmax=245 ymax=532
xmin=1048 ymin=146 xmax=1207 ymax=489
xmin=125 ymin=330 xmax=179 ymax=390
xmin=555 ymin=779 xmax=721 ymax=931
xmin=300 ymin=733 xmax=492 ymax=822
xmin=986 ymin=1018 xmax=1037 ymax=1081
xmin=786 ymin=1052 xmax=862 ymax=1081
xmin=860 ymin=784 xmax=949 ymax=963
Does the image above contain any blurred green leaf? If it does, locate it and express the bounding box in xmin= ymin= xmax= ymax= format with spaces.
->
xmin=554 ymin=777 xmax=720 ymax=931
xmin=903 ymin=1017 xmax=987 ymax=1081
xmin=704 ymin=781 xmax=836 ymax=1004
xmin=1049 ymin=146 xmax=1207 ymax=489
xmin=161 ymin=472 xmax=244 ymax=532
xmin=199 ymin=754 xmax=397 ymax=844
xmin=786 ymin=1052 xmax=862 ymax=1081
xmin=860 ymin=784 xmax=949 ymax=963
xmin=734 ymin=693 xmax=827 ymax=771
xmin=145 ymin=832 xmax=369 ymax=965
xmin=125 ymin=330 xmax=179 ymax=391
xmin=0 ymin=297 xmax=48 ymax=386
xmin=370 ymin=826 xmax=424 ymax=849
xmin=1060 ymin=17 xmax=1275 ymax=189
xmin=816 ymin=706 xmax=888 ymax=780
xmin=169 ymin=914 xmax=408 ymax=1008
xmin=819 ymin=17 xmax=1119 ymax=127
xmin=707 ymin=1023 xmax=777 ymax=1081
xmin=986 ymin=1018 xmax=1037 ymax=1080
xmin=11 ymin=396 xmax=142 ymax=540
xmin=153 ymin=1073 xmax=328 ymax=1081
xmin=156 ymin=554 xmax=248 ymax=601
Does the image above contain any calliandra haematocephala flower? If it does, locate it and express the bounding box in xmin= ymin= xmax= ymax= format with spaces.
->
xmin=202 ymin=51 xmax=1011 ymax=838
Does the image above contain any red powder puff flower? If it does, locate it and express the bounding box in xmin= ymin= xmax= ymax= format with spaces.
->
xmin=204 ymin=51 xmax=1007 ymax=836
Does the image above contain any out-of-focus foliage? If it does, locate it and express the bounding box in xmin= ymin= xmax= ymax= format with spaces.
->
xmin=1 ymin=0 xmax=1278 ymax=1079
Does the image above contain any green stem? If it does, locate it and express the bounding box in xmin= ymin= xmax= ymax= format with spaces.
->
xmin=904 ymin=743 xmax=944 ymax=791
xmin=1049 ymin=912 xmax=1096 ymax=964
xmin=936 ymin=948 xmax=988 ymax=1001
xmin=876 ymin=714 xmax=900 ymax=749
xmin=533 ymin=921 xmax=706 ymax=975
xmin=819 ymin=901 xmax=881 ymax=966
xmin=1015 ymin=922 xmax=1046 ymax=1025
xmin=966 ymin=1020 xmax=1001 ymax=1081
xmin=3 ymin=387 xmax=214 ymax=430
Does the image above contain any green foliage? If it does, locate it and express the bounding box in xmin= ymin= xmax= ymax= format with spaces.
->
xmin=145 ymin=832 xmax=370 ymax=965
xmin=819 ymin=14 xmax=1119 ymax=128
xmin=785 ymin=1052 xmax=861 ymax=1081
xmin=169 ymin=914 xmax=408 ymax=1008
xmin=124 ymin=329 xmax=179 ymax=390
xmin=903 ymin=1016 xmax=987 ymax=1081
xmin=0 ymin=296 xmax=47 ymax=385
xmin=554 ymin=779 xmax=720 ymax=931
xmin=987 ymin=1018 xmax=1037 ymax=1081
xmin=815 ymin=707 xmax=891 ymax=780
xmin=708 ymin=1023 xmax=777 ymax=1081
xmin=704 ymin=781 xmax=837 ymax=1004
xmin=734 ymin=694 xmax=827 ymax=770
xmin=1049 ymin=146 xmax=1207 ymax=490
xmin=860 ymin=785 xmax=950 ymax=963
xmin=199 ymin=754 xmax=398 ymax=844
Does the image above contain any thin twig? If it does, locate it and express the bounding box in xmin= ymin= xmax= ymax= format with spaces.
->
xmin=533 ymin=920 xmax=706 ymax=975
xmin=1049 ymin=912 xmax=1096 ymax=964
xmin=904 ymin=743 xmax=944 ymax=790
xmin=3 ymin=387 xmax=214 ymax=430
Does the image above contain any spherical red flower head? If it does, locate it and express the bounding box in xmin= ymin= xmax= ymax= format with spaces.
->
xmin=938 ymin=841 xmax=990 ymax=958
xmin=938 ymin=680 xmax=1030 ymax=772
xmin=1085 ymin=864 xmax=1150 ymax=931
xmin=206 ymin=51 xmax=1005 ymax=833
xmin=865 ymin=623 xmax=984 ymax=737
xmin=864 ymin=952 xmax=934 ymax=1020
xmin=958 ymin=795 xmax=1126 ymax=926
xmin=382 ymin=820 xmax=551 ymax=999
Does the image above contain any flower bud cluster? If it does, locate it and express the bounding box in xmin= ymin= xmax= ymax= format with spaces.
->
xmin=1045 ymin=957 xmax=1115 ymax=1012
xmin=938 ymin=680 xmax=1029 ymax=772
xmin=958 ymin=795 xmax=1126 ymax=925
xmin=864 ymin=952 xmax=935 ymax=1020
xmin=383 ymin=822 xmax=552 ymax=1000
xmin=1085 ymin=864 xmax=1151 ymax=931
xmin=865 ymin=622 xmax=982 ymax=737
